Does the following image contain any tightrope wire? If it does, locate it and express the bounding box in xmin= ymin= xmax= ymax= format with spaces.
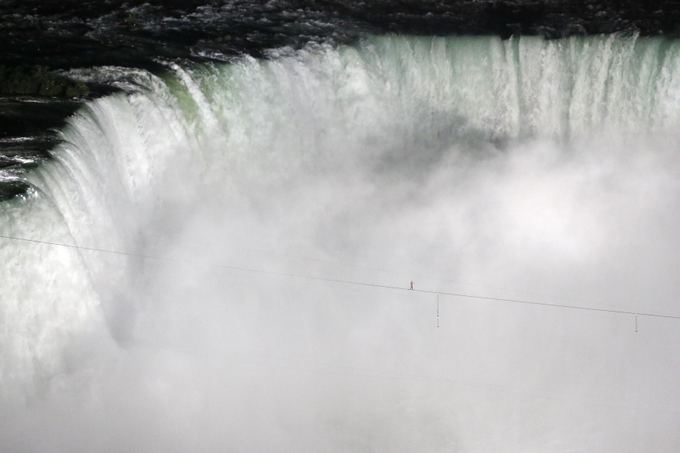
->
xmin=2 ymin=233 xmax=679 ymax=321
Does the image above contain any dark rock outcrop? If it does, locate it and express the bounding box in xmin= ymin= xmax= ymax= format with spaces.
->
xmin=0 ymin=66 xmax=90 ymax=97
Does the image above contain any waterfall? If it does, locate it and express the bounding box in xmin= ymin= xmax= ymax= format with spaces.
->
xmin=2 ymin=34 xmax=680 ymax=452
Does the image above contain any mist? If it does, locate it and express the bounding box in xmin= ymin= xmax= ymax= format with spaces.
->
xmin=2 ymin=35 xmax=680 ymax=452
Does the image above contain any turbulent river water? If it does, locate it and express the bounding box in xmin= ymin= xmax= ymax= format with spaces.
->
xmin=2 ymin=34 xmax=680 ymax=452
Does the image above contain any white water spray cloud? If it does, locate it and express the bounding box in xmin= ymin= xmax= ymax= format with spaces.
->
xmin=2 ymin=35 xmax=680 ymax=452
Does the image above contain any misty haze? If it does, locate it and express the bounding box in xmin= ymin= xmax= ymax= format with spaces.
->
xmin=1 ymin=3 xmax=680 ymax=452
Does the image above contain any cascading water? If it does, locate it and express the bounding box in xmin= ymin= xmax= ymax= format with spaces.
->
xmin=2 ymin=35 xmax=680 ymax=452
